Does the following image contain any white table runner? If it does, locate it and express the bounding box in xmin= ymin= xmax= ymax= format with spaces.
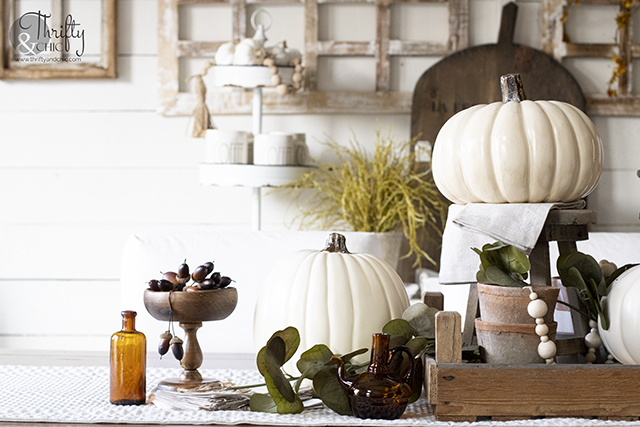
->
xmin=1 ymin=364 xmax=638 ymax=427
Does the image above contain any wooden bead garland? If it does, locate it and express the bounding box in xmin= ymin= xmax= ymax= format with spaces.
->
xmin=263 ymin=57 xmax=303 ymax=95
xmin=525 ymin=286 xmax=556 ymax=364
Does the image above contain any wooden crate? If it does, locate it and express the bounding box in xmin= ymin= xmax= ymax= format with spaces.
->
xmin=425 ymin=312 xmax=640 ymax=422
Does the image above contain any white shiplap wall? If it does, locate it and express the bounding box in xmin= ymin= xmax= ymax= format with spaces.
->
xmin=1 ymin=0 xmax=638 ymax=352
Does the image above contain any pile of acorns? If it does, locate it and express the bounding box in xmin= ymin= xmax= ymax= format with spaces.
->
xmin=147 ymin=260 xmax=233 ymax=292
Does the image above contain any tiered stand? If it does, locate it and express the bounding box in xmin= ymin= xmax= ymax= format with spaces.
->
xmin=425 ymin=209 xmax=640 ymax=422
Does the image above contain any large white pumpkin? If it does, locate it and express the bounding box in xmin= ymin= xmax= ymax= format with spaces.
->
xmin=599 ymin=265 xmax=640 ymax=364
xmin=432 ymin=74 xmax=603 ymax=204
xmin=253 ymin=233 xmax=410 ymax=371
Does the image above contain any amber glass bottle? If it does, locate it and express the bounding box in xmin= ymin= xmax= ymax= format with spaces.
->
xmin=110 ymin=310 xmax=146 ymax=405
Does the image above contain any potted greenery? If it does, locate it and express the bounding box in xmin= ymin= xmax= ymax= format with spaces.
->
xmin=280 ymin=130 xmax=447 ymax=269
xmin=472 ymin=242 xmax=560 ymax=364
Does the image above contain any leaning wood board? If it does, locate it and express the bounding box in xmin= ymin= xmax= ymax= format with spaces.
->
xmin=427 ymin=312 xmax=640 ymax=422
xmin=396 ymin=1 xmax=587 ymax=280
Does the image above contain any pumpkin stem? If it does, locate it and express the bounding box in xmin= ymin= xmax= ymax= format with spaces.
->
xmin=323 ymin=233 xmax=351 ymax=254
xmin=500 ymin=73 xmax=527 ymax=102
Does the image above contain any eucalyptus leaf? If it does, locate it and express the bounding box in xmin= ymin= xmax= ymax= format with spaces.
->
xmin=402 ymin=303 xmax=438 ymax=339
xmin=476 ymin=269 xmax=488 ymax=283
xmin=405 ymin=336 xmax=430 ymax=357
xmin=408 ymin=357 xmax=423 ymax=403
xmin=267 ymin=327 xmax=301 ymax=363
xmin=485 ymin=265 xmax=526 ymax=287
xmin=499 ymin=245 xmax=530 ymax=275
xmin=249 ymin=393 xmax=278 ymax=413
xmin=557 ymin=251 xmax=603 ymax=285
xmin=296 ymin=344 xmax=334 ymax=380
xmin=312 ymin=367 xmax=352 ymax=416
xmin=338 ymin=347 xmax=367 ymax=364
xmin=265 ymin=337 xmax=296 ymax=403
xmin=382 ymin=318 xmax=415 ymax=340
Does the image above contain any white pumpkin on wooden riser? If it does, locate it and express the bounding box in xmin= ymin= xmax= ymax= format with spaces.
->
xmin=599 ymin=265 xmax=640 ymax=365
xmin=253 ymin=233 xmax=410 ymax=372
xmin=432 ymin=74 xmax=603 ymax=204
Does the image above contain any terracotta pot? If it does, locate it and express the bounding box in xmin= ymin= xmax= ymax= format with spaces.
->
xmin=475 ymin=319 xmax=558 ymax=364
xmin=477 ymin=283 xmax=559 ymax=325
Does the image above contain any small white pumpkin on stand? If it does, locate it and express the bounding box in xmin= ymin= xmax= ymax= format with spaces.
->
xmin=233 ymin=38 xmax=266 ymax=65
xmin=214 ymin=42 xmax=235 ymax=65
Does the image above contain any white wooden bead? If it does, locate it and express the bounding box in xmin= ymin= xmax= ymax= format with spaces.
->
xmin=529 ymin=292 xmax=538 ymax=300
xmin=584 ymin=331 xmax=602 ymax=349
xmin=535 ymin=324 xmax=549 ymax=336
xmin=585 ymin=352 xmax=597 ymax=363
xmin=528 ymin=299 xmax=548 ymax=318
xmin=608 ymin=354 xmax=615 ymax=360
xmin=589 ymin=320 xmax=598 ymax=328
xmin=540 ymin=335 xmax=549 ymax=343
xmin=536 ymin=318 xmax=544 ymax=325
xmin=538 ymin=340 xmax=556 ymax=359
xmin=276 ymin=84 xmax=289 ymax=95
xmin=292 ymin=72 xmax=302 ymax=83
xmin=269 ymin=65 xmax=277 ymax=74
xmin=546 ymin=358 xmax=555 ymax=364
xmin=271 ymin=74 xmax=282 ymax=85
xmin=295 ymin=64 xmax=302 ymax=72
xmin=588 ymin=347 xmax=596 ymax=354
xmin=263 ymin=58 xmax=275 ymax=67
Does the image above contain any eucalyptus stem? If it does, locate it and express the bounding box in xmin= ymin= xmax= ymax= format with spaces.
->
xmin=556 ymin=300 xmax=594 ymax=321
xmin=228 ymin=376 xmax=300 ymax=391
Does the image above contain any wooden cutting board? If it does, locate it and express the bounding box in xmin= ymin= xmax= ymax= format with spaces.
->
xmin=397 ymin=2 xmax=586 ymax=279
xmin=411 ymin=2 xmax=586 ymax=147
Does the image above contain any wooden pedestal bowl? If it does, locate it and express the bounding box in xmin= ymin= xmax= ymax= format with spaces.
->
xmin=144 ymin=288 xmax=238 ymax=390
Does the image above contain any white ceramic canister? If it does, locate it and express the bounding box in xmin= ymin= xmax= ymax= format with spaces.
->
xmin=254 ymin=132 xmax=299 ymax=165
xmin=205 ymin=129 xmax=252 ymax=164
xmin=292 ymin=133 xmax=308 ymax=166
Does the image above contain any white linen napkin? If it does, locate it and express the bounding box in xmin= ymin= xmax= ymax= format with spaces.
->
xmin=438 ymin=201 xmax=586 ymax=284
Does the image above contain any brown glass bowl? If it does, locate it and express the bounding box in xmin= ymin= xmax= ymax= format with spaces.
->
xmin=143 ymin=288 xmax=238 ymax=323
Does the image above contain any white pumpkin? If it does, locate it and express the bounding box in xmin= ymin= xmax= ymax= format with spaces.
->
xmin=432 ymin=74 xmax=603 ymax=204
xmin=253 ymin=233 xmax=410 ymax=372
xmin=233 ymin=38 xmax=265 ymax=65
xmin=268 ymin=41 xmax=302 ymax=66
xmin=599 ymin=265 xmax=640 ymax=364
xmin=215 ymin=42 xmax=235 ymax=65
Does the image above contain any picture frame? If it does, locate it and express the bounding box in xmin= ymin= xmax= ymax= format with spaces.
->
xmin=0 ymin=0 xmax=117 ymax=79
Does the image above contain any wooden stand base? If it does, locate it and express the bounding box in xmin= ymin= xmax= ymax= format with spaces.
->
xmin=155 ymin=377 xmax=221 ymax=392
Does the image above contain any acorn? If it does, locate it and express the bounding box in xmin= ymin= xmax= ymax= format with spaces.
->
xmin=159 ymin=279 xmax=174 ymax=291
xmin=192 ymin=265 xmax=208 ymax=282
xmin=203 ymin=261 xmax=214 ymax=276
xmin=148 ymin=279 xmax=161 ymax=291
xmin=177 ymin=260 xmax=190 ymax=285
xmin=162 ymin=271 xmax=179 ymax=285
xmin=170 ymin=336 xmax=184 ymax=361
xmin=219 ymin=276 xmax=233 ymax=288
xmin=158 ymin=331 xmax=172 ymax=357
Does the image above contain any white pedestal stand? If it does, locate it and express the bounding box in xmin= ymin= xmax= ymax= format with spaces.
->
xmin=199 ymin=66 xmax=312 ymax=230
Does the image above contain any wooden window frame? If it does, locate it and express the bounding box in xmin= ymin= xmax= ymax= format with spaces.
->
xmin=542 ymin=0 xmax=640 ymax=115
xmin=157 ymin=0 xmax=469 ymax=116
xmin=0 ymin=0 xmax=117 ymax=79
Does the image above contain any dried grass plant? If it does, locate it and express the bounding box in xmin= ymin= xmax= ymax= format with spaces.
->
xmin=281 ymin=130 xmax=447 ymax=267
